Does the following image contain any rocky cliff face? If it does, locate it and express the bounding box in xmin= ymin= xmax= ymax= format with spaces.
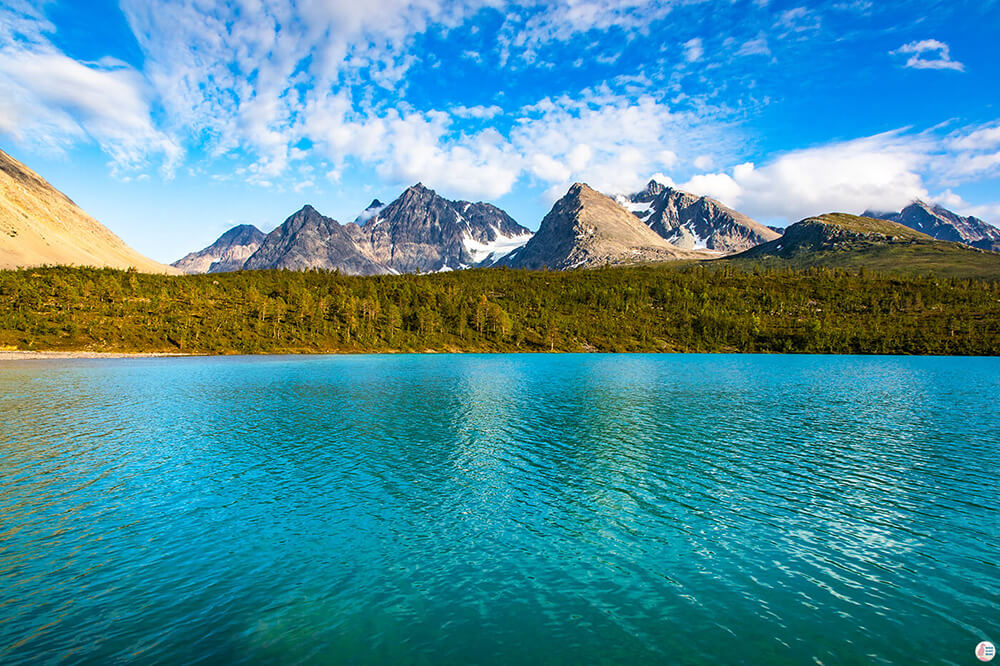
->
xmin=864 ymin=201 xmax=1000 ymax=252
xmin=615 ymin=180 xmax=779 ymax=254
xmin=500 ymin=183 xmax=710 ymax=270
xmin=358 ymin=184 xmax=532 ymax=272
xmin=242 ymin=205 xmax=389 ymax=274
xmin=0 ymin=149 xmax=177 ymax=273
xmin=172 ymin=224 xmax=265 ymax=274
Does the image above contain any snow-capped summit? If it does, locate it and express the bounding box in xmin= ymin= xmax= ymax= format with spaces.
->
xmin=614 ymin=180 xmax=779 ymax=255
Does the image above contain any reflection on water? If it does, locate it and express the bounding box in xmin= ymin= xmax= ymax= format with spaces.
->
xmin=0 ymin=354 xmax=997 ymax=665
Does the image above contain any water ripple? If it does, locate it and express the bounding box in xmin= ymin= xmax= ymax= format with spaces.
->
xmin=0 ymin=354 xmax=997 ymax=665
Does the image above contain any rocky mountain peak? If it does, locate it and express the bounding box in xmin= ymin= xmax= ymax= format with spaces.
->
xmin=640 ymin=179 xmax=668 ymax=198
xmin=865 ymin=200 xmax=1000 ymax=252
xmin=216 ymin=224 xmax=265 ymax=245
xmin=499 ymin=182 xmax=707 ymax=270
xmin=614 ymin=182 xmax=778 ymax=254
xmin=172 ymin=224 xmax=265 ymax=274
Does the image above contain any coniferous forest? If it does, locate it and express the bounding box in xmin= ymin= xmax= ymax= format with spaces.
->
xmin=0 ymin=264 xmax=998 ymax=355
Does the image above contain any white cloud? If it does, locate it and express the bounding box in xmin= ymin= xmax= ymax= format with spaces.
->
xmin=679 ymin=131 xmax=934 ymax=223
xmin=693 ymin=154 xmax=714 ymax=170
xmin=511 ymin=90 xmax=733 ymax=199
xmin=775 ymin=7 xmax=820 ymax=34
xmin=683 ymin=37 xmax=703 ymax=63
xmin=736 ymin=33 xmax=770 ymax=57
xmin=452 ymin=105 xmax=504 ymax=119
xmin=891 ymin=39 xmax=964 ymax=72
xmin=0 ymin=47 xmax=180 ymax=174
xmin=531 ymin=153 xmax=571 ymax=182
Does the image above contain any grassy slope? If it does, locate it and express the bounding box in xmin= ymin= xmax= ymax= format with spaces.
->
xmin=727 ymin=241 xmax=1000 ymax=279
xmin=728 ymin=213 xmax=1000 ymax=280
xmin=804 ymin=213 xmax=931 ymax=239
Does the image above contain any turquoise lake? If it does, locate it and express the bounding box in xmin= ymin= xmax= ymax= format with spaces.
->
xmin=0 ymin=354 xmax=997 ymax=664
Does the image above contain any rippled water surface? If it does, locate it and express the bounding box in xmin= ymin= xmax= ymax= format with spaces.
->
xmin=1 ymin=354 xmax=997 ymax=664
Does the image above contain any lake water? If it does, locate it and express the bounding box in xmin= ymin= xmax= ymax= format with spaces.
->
xmin=0 ymin=354 xmax=997 ymax=665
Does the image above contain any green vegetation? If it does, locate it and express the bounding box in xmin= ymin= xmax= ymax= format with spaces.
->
xmin=803 ymin=213 xmax=931 ymax=239
xmin=732 ymin=212 xmax=1000 ymax=280
xmin=732 ymin=238 xmax=1000 ymax=280
xmin=1 ymin=264 xmax=998 ymax=355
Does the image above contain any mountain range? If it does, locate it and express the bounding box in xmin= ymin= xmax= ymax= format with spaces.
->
xmin=864 ymin=201 xmax=1000 ymax=252
xmin=0 ymin=146 xmax=997 ymax=278
xmin=615 ymin=180 xmax=780 ymax=253
xmin=172 ymin=180 xmax=790 ymax=275
xmin=168 ymin=180 xmax=1000 ymax=277
xmin=238 ymin=184 xmax=532 ymax=275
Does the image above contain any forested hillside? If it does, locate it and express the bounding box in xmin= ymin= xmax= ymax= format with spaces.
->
xmin=1 ymin=265 xmax=997 ymax=355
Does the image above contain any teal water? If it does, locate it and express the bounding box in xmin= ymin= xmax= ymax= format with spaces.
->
xmin=0 ymin=354 xmax=997 ymax=665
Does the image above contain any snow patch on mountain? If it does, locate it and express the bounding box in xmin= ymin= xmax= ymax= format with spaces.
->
xmin=463 ymin=229 xmax=533 ymax=266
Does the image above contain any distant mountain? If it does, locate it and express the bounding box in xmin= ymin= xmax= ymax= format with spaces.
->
xmin=0 ymin=148 xmax=176 ymax=273
xmin=500 ymin=183 xmax=709 ymax=270
xmin=242 ymin=205 xmax=388 ymax=274
xmin=207 ymin=185 xmax=531 ymax=275
xmin=358 ymin=183 xmax=531 ymax=273
xmin=172 ymin=224 xmax=265 ymax=274
xmin=732 ymin=212 xmax=1000 ymax=279
xmin=864 ymin=201 xmax=1000 ymax=252
xmin=615 ymin=180 xmax=779 ymax=254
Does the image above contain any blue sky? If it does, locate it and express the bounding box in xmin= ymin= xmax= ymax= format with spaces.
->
xmin=1 ymin=0 xmax=998 ymax=262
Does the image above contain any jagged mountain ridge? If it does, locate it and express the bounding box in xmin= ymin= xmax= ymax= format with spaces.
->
xmin=243 ymin=205 xmax=390 ymax=274
xmin=0 ymin=148 xmax=177 ymax=273
xmin=358 ymin=183 xmax=532 ymax=273
xmin=499 ymin=183 xmax=710 ymax=270
xmin=172 ymin=224 xmax=265 ymax=274
xmin=864 ymin=201 xmax=1000 ymax=252
xmin=235 ymin=184 xmax=532 ymax=274
xmin=615 ymin=180 xmax=780 ymax=254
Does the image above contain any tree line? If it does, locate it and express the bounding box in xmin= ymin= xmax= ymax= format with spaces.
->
xmin=0 ymin=264 xmax=997 ymax=355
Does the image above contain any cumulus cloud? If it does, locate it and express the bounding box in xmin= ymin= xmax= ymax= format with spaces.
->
xmin=891 ymin=39 xmax=964 ymax=72
xmin=678 ymin=131 xmax=934 ymax=223
xmin=511 ymin=90 xmax=732 ymax=199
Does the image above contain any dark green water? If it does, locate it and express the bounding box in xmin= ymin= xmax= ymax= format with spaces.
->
xmin=0 ymin=354 xmax=997 ymax=665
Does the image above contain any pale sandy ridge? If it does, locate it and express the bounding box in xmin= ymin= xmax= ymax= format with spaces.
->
xmin=0 ymin=149 xmax=179 ymax=274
